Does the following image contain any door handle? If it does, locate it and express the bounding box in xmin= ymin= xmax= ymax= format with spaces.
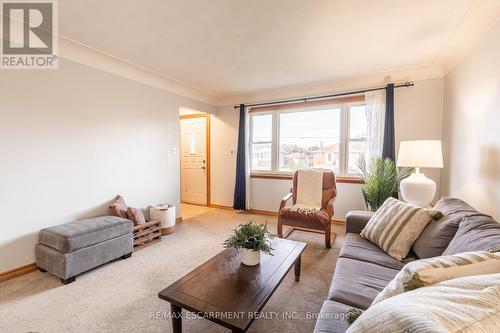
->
xmin=201 ymin=166 xmax=206 ymax=169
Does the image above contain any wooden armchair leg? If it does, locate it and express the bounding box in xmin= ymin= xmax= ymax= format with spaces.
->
xmin=277 ymin=216 xmax=283 ymax=238
xmin=325 ymin=224 xmax=332 ymax=249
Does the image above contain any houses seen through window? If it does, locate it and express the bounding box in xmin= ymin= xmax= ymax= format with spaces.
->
xmin=250 ymin=98 xmax=368 ymax=176
xmin=348 ymin=105 xmax=368 ymax=174
xmin=279 ymin=108 xmax=340 ymax=173
xmin=250 ymin=114 xmax=272 ymax=171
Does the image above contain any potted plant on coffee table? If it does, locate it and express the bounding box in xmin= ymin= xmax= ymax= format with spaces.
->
xmin=223 ymin=221 xmax=274 ymax=266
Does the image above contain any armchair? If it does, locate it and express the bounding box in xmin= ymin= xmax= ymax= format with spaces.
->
xmin=277 ymin=170 xmax=337 ymax=248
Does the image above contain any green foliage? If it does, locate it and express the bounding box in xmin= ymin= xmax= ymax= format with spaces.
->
xmin=223 ymin=221 xmax=274 ymax=254
xmin=358 ymin=158 xmax=414 ymax=211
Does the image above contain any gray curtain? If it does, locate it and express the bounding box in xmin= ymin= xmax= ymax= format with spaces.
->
xmin=382 ymin=84 xmax=395 ymax=161
xmin=233 ymin=104 xmax=246 ymax=209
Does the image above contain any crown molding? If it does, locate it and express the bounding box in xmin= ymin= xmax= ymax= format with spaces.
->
xmin=218 ymin=64 xmax=444 ymax=106
xmin=434 ymin=0 xmax=500 ymax=74
xmin=58 ymin=37 xmax=221 ymax=106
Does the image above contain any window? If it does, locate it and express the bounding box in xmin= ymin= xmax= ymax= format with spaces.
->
xmin=348 ymin=104 xmax=367 ymax=174
xmin=250 ymin=114 xmax=272 ymax=171
xmin=249 ymin=99 xmax=367 ymax=176
xmin=279 ymin=108 xmax=341 ymax=173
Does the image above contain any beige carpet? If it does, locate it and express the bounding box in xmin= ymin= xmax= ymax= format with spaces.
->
xmin=0 ymin=208 xmax=344 ymax=333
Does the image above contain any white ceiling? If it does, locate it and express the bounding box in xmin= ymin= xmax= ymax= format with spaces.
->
xmin=58 ymin=0 xmax=499 ymax=101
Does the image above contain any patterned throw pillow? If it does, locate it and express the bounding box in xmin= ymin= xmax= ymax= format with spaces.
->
xmin=126 ymin=207 xmax=146 ymax=225
xmin=360 ymin=198 xmax=433 ymax=261
xmin=108 ymin=195 xmax=128 ymax=219
xmin=347 ymin=273 xmax=500 ymax=333
xmin=372 ymin=250 xmax=500 ymax=305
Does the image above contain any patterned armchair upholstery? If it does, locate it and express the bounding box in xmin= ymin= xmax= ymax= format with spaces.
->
xmin=278 ymin=170 xmax=337 ymax=248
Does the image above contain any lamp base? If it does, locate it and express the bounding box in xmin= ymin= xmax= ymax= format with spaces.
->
xmin=400 ymin=172 xmax=436 ymax=207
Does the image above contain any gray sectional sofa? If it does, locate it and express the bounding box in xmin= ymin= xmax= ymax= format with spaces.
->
xmin=314 ymin=198 xmax=500 ymax=333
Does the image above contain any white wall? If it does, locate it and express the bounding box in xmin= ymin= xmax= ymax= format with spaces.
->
xmin=441 ymin=21 xmax=500 ymax=220
xmin=210 ymin=107 xmax=239 ymax=206
xmin=0 ymin=59 xmax=215 ymax=272
xmin=395 ymin=78 xmax=444 ymax=201
xmin=211 ymin=78 xmax=445 ymax=218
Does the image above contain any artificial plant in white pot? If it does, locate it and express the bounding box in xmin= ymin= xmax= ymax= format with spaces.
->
xmin=223 ymin=221 xmax=274 ymax=266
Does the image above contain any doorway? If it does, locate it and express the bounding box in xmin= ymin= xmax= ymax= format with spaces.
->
xmin=179 ymin=112 xmax=210 ymax=206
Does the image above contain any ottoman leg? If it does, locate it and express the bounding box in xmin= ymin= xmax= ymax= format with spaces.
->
xmin=38 ymin=267 xmax=47 ymax=273
xmin=121 ymin=253 xmax=132 ymax=259
xmin=61 ymin=276 xmax=76 ymax=285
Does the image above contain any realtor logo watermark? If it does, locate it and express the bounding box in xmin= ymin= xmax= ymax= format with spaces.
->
xmin=1 ymin=0 xmax=58 ymax=69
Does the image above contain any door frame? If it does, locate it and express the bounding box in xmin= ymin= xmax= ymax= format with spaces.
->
xmin=179 ymin=113 xmax=211 ymax=206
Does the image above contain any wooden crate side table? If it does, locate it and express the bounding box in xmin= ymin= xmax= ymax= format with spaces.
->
xmin=133 ymin=219 xmax=161 ymax=251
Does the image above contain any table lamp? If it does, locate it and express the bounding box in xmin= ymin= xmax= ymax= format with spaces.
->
xmin=397 ymin=140 xmax=443 ymax=207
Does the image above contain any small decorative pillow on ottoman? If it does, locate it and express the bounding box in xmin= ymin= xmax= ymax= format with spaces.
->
xmin=361 ymin=197 xmax=433 ymax=261
xmin=108 ymin=195 xmax=128 ymax=219
xmin=126 ymin=207 xmax=146 ymax=225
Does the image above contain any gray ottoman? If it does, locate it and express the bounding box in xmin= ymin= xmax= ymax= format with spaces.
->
xmin=36 ymin=216 xmax=133 ymax=284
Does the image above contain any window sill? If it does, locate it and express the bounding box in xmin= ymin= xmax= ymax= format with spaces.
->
xmin=250 ymin=173 xmax=364 ymax=184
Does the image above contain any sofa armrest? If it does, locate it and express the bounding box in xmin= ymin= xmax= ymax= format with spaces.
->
xmin=345 ymin=211 xmax=375 ymax=234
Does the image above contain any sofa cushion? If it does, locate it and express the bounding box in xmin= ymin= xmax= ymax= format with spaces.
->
xmin=313 ymin=300 xmax=352 ymax=333
xmin=411 ymin=214 xmax=462 ymax=259
xmin=443 ymin=214 xmax=500 ymax=255
xmin=280 ymin=206 xmax=330 ymax=227
xmin=39 ymin=216 xmax=133 ymax=252
xmin=360 ymin=197 xmax=433 ymax=261
xmin=328 ymin=258 xmax=400 ymax=310
xmin=435 ymin=197 xmax=484 ymax=218
xmin=340 ymin=233 xmax=405 ymax=270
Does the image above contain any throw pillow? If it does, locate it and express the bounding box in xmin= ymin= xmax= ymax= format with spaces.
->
xmin=346 ymin=273 xmax=500 ymax=333
xmin=126 ymin=207 xmax=146 ymax=225
xmin=108 ymin=195 xmax=128 ymax=219
xmin=372 ymin=250 xmax=500 ymax=305
xmin=443 ymin=214 xmax=500 ymax=255
xmin=411 ymin=213 xmax=462 ymax=259
xmin=434 ymin=196 xmax=483 ymax=218
xmin=360 ymin=197 xmax=433 ymax=261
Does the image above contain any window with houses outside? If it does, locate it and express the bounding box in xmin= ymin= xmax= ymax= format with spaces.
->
xmin=249 ymin=100 xmax=367 ymax=176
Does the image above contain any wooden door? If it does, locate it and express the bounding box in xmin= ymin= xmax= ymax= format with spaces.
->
xmin=180 ymin=117 xmax=207 ymax=205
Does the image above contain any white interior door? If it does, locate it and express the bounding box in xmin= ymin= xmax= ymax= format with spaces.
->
xmin=180 ymin=117 xmax=207 ymax=205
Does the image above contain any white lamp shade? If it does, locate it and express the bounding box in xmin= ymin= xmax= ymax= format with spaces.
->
xmin=397 ymin=140 xmax=443 ymax=168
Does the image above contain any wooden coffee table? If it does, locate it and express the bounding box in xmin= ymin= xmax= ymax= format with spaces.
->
xmin=158 ymin=238 xmax=307 ymax=333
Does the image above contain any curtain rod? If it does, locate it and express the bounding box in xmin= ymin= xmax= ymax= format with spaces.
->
xmin=233 ymin=82 xmax=414 ymax=109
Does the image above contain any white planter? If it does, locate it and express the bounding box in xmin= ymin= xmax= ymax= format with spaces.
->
xmin=149 ymin=204 xmax=176 ymax=235
xmin=240 ymin=248 xmax=261 ymax=266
